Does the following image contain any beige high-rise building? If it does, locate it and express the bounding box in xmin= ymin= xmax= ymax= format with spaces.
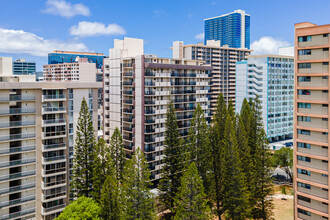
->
xmin=103 ymin=37 xmax=211 ymax=182
xmin=0 ymin=74 xmax=101 ymax=219
xmin=294 ymin=22 xmax=330 ymax=219
xmin=172 ymin=40 xmax=251 ymax=111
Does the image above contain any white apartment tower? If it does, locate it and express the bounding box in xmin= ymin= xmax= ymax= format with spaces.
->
xmin=103 ymin=38 xmax=211 ymax=181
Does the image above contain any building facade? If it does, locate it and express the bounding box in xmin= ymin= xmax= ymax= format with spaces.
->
xmin=13 ymin=59 xmax=36 ymax=75
xmin=294 ymin=22 xmax=330 ymax=219
xmin=172 ymin=40 xmax=251 ymax=111
xmin=204 ymin=9 xmax=250 ymax=49
xmin=235 ymin=55 xmax=294 ymax=143
xmin=0 ymin=75 xmax=101 ymax=220
xmin=103 ymin=38 xmax=211 ymax=182
xmin=0 ymin=57 xmax=13 ymax=75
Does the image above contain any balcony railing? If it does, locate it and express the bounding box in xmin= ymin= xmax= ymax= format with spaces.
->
xmin=0 ymin=207 xmax=35 ymax=220
xmin=43 ymin=131 xmax=66 ymax=138
xmin=42 ymin=143 xmax=66 ymax=151
xmin=145 ymin=100 xmax=155 ymax=105
xmin=0 ymin=195 xmax=35 ymax=208
xmin=0 ymin=120 xmax=36 ymax=129
xmin=43 ymin=119 xmax=66 ymax=125
xmin=43 ymin=191 xmax=66 ymax=201
xmin=0 ymin=95 xmax=35 ymax=102
xmin=0 ymin=182 xmax=36 ymax=195
xmin=43 ymin=155 xmax=66 ymax=164
xmin=0 ymin=170 xmax=36 ymax=182
xmin=0 ymin=133 xmax=36 ymax=142
xmin=42 ymin=203 xmax=66 ymax=215
xmin=0 ymin=108 xmax=36 ymax=115
xmin=43 ymin=94 xmax=66 ymax=100
xmin=43 ymin=167 xmax=66 ymax=176
xmin=42 ymin=107 xmax=66 ymax=113
xmin=43 ymin=179 xmax=66 ymax=188
xmin=0 ymin=158 xmax=36 ymax=168
xmin=0 ymin=145 xmax=36 ymax=155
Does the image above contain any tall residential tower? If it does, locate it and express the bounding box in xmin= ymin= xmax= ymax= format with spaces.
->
xmin=204 ymin=9 xmax=250 ymax=49
xmin=294 ymin=22 xmax=330 ymax=219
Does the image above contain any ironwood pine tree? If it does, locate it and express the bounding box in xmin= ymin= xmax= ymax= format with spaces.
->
xmin=109 ymin=127 xmax=126 ymax=181
xmin=173 ymin=162 xmax=211 ymax=220
xmin=100 ymin=167 xmax=124 ymax=220
xmin=71 ymin=97 xmax=95 ymax=198
xmin=248 ymin=97 xmax=274 ymax=219
xmin=123 ymin=148 xmax=156 ymax=220
xmin=159 ymin=101 xmax=184 ymax=216
xmin=221 ymin=102 xmax=249 ymax=219
xmin=210 ymin=93 xmax=226 ymax=218
xmin=187 ymin=103 xmax=211 ymax=191
xmin=92 ymin=138 xmax=111 ymax=203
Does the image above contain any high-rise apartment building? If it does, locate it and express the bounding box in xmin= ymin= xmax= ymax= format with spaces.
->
xmin=0 ymin=57 xmax=13 ymax=75
xmin=13 ymin=59 xmax=36 ymax=75
xmin=294 ymin=22 xmax=330 ymax=219
xmin=235 ymin=55 xmax=294 ymax=143
xmin=43 ymin=58 xmax=98 ymax=82
xmin=172 ymin=40 xmax=251 ymax=111
xmin=0 ymin=74 xmax=101 ymax=220
xmin=103 ymin=37 xmax=211 ymax=182
xmin=204 ymin=9 xmax=250 ymax=49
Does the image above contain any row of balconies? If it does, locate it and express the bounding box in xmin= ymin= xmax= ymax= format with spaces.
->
xmin=0 ymin=170 xmax=36 ymax=182
xmin=0 ymin=182 xmax=35 ymax=196
xmin=42 ymin=94 xmax=66 ymax=102
xmin=0 ymin=95 xmax=35 ymax=102
xmin=0 ymin=120 xmax=35 ymax=129
xmin=0 ymin=145 xmax=36 ymax=155
xmin=0 ymin=195 xmax=35 ymax=209
xmin=0 ymin=158 xmax=36 ymax=169
xmin=1 ymin=207 xmax=35 ymax=220
xmin=0 ymin=108 xmax=36 ymax=116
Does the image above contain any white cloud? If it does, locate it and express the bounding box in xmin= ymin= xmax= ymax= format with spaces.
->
xmin=69 ymin=21 xmax=126 ymax=37
xmin=251 ymin=36 xmax=290 ymax=54
xmin=42 ymin=0 xmax=90 ymax=18
xmin=0 ymin=27 xmax=88 ymax=57
xmin=195 ymin=33 xmax=205 ymax=41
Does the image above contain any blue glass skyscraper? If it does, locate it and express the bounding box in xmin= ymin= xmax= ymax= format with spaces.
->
xmin=48 ymin=51 xmax=106 ymax=69
xmin=204 ymin=9 xmax=250 ymax=49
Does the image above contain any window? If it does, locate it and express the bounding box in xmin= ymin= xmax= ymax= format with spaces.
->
xmin=323 ymin=62 xmax=329 ymax=65
xmin=323 ymin=132 xmax=329 ymax=135
xmin=323 ymin=76 xmax=329 ymax=79
xmin=298 ymin=195 xmax=311 ymax=203
xmin=323 ymin=90 xmax=329 ymax=93
xmin=322 ymin=174 xmax=329 ymax=177
xmin=298 ymin=182 xmax=311 ymax=189
xmin=298 ymin=90 xmax=311 ymax=95
xmin=298 ymin=208 xmax=311 ymax=216
xmin=323 ymin=48 xmax=329 ymax=51
xmin=298 ymin=116 xmax=311 ymax=122
xmin=323 ymin=104 xmax=329 ymax=107
xmin=322 ymin=118 xmax=328 ymax=121
xmin=323 ymin=34 xmax=329 ymax=37
xmin=298 ymin=49 xmax=311 ymax=55
xmin=297 ymin=142 xmax=310 ymax=149
xmin=298 ymin=155 xmax=311 ymax=162
xmin=298 ymin=63 xmax=311 ymax=69
xmin=298 ymin=36 xmax=312 ymax=42
xmin=298 ymin=168 xmax=310 ymax=176
xmin=298 ymin=103 xmax=311 ymax=108
xmin=298 ymin=76 xmax=311 ymax=82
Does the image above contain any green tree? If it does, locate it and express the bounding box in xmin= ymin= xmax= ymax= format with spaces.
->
xmin=123 ymin=148 xmax=156 ymax=220
xmin=221 ymin=103 xmax=249 ymax=219
xmin=187 ymin=103 xmax=211 ymax=192
xmin=71 ymin=98 xmax=96 ymax=198
xmin=56 ymin=196 xmax=101 ymax=220
xmin=159 ymin=101 xmax=184 ymax=216
xmin=109 ymin=127 xmax=126 ymax=181
xmin=173 ymin=162 xmax=211 ymax=220
xmin=248 ymin=97 xmax=274 ymax=219
xmin=100 ymin=167 xmax=124 ymax=220
xmin=92 ymin=138 xmax=111 ymax=202
xmin=272 ymin=147 xmax=293 ymax=182
xmin=209 ymin=93 xmax=227 ymax=218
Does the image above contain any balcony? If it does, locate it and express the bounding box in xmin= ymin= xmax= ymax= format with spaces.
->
xmin=145 ymin=100 xmax=155 ymax=105
xmin=43 ymin=167 xmax=66 ymax=176
xmin=0 ymin=108 xmax=36 ymax=115
xmin=123 ymin=117 xmax=133 ymax=123
xmin=42 ymin=179 xmax=66 ymax=189
xmin=42 ymin=191 xmax=66 ymax=202
xmin=0 ymin=207 xmax=35 ymax=220
xmin=0 ymin=133 xmax=36 ymax=142
xmin=0 ymin=95 xmax=35 ymax=102
xmin=0 ymin=145 xmax=36 ymax=155
xmin=42 ymin=131 xmax=66 ymax=139
xmin=123 ymin=126 xmax=133 ymax=132
xmin=124 ymin=100 xmax=133 ymax=105
xmin=145 ymin=119 xmax=155 ymax=124
xmin=42 ymin=204 xmax=66 ymax=216
xmin=123 ymin=90 xmax=134 ymax=95
xmin=0 ymin=120 xmax=36 ymax=129
xmin=145 ymin=91 xmax=155 ymax=95
xmin=0 ymin=195 xmax=35 ymax=208
xmin=0 ymin=170 xmax=36 ymax=182
xmin=42 ymin=143 xmax=66 ymax=152
xmin=0 ymin=158 xmax=36 ymax=168
xmin=42 ymin=107 xmax=66 ymax=114
xmin=42 ymin=119 xmax=66 ymax=126
xmin=145 ymin=138 xmax=155 ymax=143
xmin=42 ymin=94 xmax=66 ymax=101
xmin=145 ymin=110 xmax=155 ymax=115
xmin=0 ymin=182 xmax=35 ymax=195
xmin=145 ymin=128 xmax=155 ymax=133
xmin=42 ymin=155 xmax=66 ymax=164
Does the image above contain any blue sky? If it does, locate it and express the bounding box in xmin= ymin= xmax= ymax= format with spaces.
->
xmin=1 ymin=0 xmax=330 ymax=70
